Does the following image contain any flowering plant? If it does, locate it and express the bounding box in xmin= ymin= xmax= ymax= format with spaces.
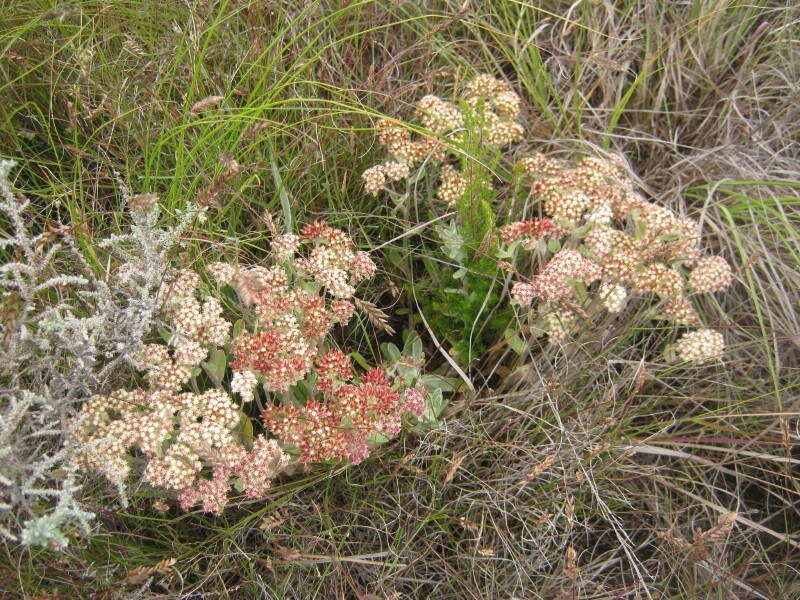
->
xmin=362 ymin=75 xmax=529 ymax=362
xmin=362 ymin=73 xmax=523 ymax=205
xmin=71 ymin=219 xmax=428 ymax=513
xmin=0 ymin=161 xmax=197 ymax=546
xmin=498 ymin=153 xmax=730 ymax=362
xmin=362 ymin=74 xmax=731 ymax=364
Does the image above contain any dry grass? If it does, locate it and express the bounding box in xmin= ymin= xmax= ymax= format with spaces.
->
xmin=1 ymin=1 xmax=799 ymax=598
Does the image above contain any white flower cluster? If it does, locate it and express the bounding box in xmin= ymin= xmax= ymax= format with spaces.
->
xmin=231 ymin=370 xmax=258 ymax=402
xmin=690 ymin=256 xmax=733 ymax=293
xmin=363 ymin=165 xmax=388 ymax=195
xmin=72 ymin=381 xmax=246 ymax=494
xmin=437 ymin=164 xmax=467 ymax=206
xmin=599 ymin=282 xmax=627 ymax=313
xmin=674 ymin=328 xmax=725 ymax=364
xmin=362 ymin=74 xmax=524 ymax=199
xmin=272 ymin=233 xmax=300 ymax=262
xmin=302 ymin=245 xmax=356 ymax=297
xmin=416 ymin=94 xmax=465 ymax=132
xmin=207 ymin=261 xmax=238 ymax=285
xmin=166 ymin=276 xmax=231 ymax=347
xmin=174 ymin=340 xmax=207 ymax=366
xmin=544 ymin=309 xmax=578 ymax=343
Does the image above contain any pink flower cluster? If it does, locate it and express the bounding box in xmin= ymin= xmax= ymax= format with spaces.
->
xmin=502 ymin=153 xmax=733 ymax=356
xmin=71 ymin=219 xmax=429 ymax=513
xmin=224 ymin=221 xmax=372 ymax=393
xmin=499 ymin=218 xmax=563 ymax=247
xmin=231 ymin=330 xmax=314 ymax=392
xmin=262 ymin=351 xmax=425 ymax=465
xmin=511 ymin=249 xmax=601 ymax=305
xmin=174 ymin=436 xmax=291 ymax=513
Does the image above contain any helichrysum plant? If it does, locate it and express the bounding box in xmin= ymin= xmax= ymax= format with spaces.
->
xmin=362 ymin=74 xmax=732 ymax=363
xmin=361 ymin=73 xmax=523 ymax=200
xmin=499 ymin=153 xmax=731 ymax=360
xmin=71 ymin=219 xmax=430 ymax=514
xmin=0 ymin=161 xmax=194 ymax=547
xmin=363 ymin=75 xmax=528 ymax=362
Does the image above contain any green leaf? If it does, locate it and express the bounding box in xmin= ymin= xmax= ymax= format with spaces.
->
xmin=420 ymin=373 xmax=457 ymax=393
xmin=232 ymin=319 xmax=246 ymax=339
xmin=292 ymin=380 xmax=311 ymax=403
xmin=436 ymin=219 xmax=468 ymax=263
xmin=504 ymin=328 xmax=528 ymax=355
xmin=495 ymin=244 xmax=516 ymax=260
xmin=386 ymin=247 xmax=405 ymax=268
xmin=366 ymin=430 xmax=391 ymax=445
xmin=270 ymin=158 xmax=293 ymax=232
xmin=396 ymin=364 xmax=418 ymax=380
xmin=235 ymin=411 xmax=254 ymax=444
xmin=201 ymin=348 xmax=228 ymax=386
xmin=349 ymin=351 xmax=371 ymax=371
xmin=530 ymin=321 xmax=548 ymax=338
xmin=571 ymin=222 xmax=592 ymax=238
xmin=410 ymin=336 xmax=423 ymax=360
xmin=633 ymin=215 xmax=648 ymax=239
xmin=425 ymin=389 xmax=445 ymax=421
xmin=381 ymin=342 xmax=401 ymax=365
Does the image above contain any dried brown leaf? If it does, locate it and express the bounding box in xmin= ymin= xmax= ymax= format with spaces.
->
xmin=353 ymin=297 xmax=395 ymax=335
xmin=589 ymin=441 xmax=611 ymax=458
xmin=457 ymin=516 xmax=479 ymax=534
xmin=276 ymin=546 xmax=302 ymax=561
xmin=563 ymin=545 xmax=579 ymax=579
xmin=262 ymin=211 xmax=278 ymax=235
xmin=219 ymin=152 xmax=243 ymax=177
xmin=233 ymin=270 xmax=262 ymax=307
xmin=517 ymin=453 xmax=555 ymax=486
xmin=564 ymin=494 xmax=575 ymax=528
xmin=695 ymin=511 xmax=737 ymax=545
xmin=444 ymin=454 xmax=466 ymax=484
xmin=259 ymin=516 xmax=286 ymax=532
xmin=655 ymin=529 xmax=692 ymax=550
xmin=121 ymin=558 xmax=176 ymax=585
xmin=129 ymin=193 xmax=159 ymax=211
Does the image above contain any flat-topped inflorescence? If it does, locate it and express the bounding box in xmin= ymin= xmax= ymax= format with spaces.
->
xmin=362 ymin=74 xmax=524 ymax=204
xmin=70 ymin=220 xmax=427 ymax=514
xmin=501 ymin=153 xmax=732 ymax=360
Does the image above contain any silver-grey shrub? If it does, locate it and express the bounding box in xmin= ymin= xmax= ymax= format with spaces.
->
xmin=0 ymin=159 xmax=199 ymax=547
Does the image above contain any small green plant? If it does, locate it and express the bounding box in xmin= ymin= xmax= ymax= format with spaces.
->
xmin=380 ymin=330 xmax=459 ymax=431
xmin=418 ymin=218 xmax=511 ymax=364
